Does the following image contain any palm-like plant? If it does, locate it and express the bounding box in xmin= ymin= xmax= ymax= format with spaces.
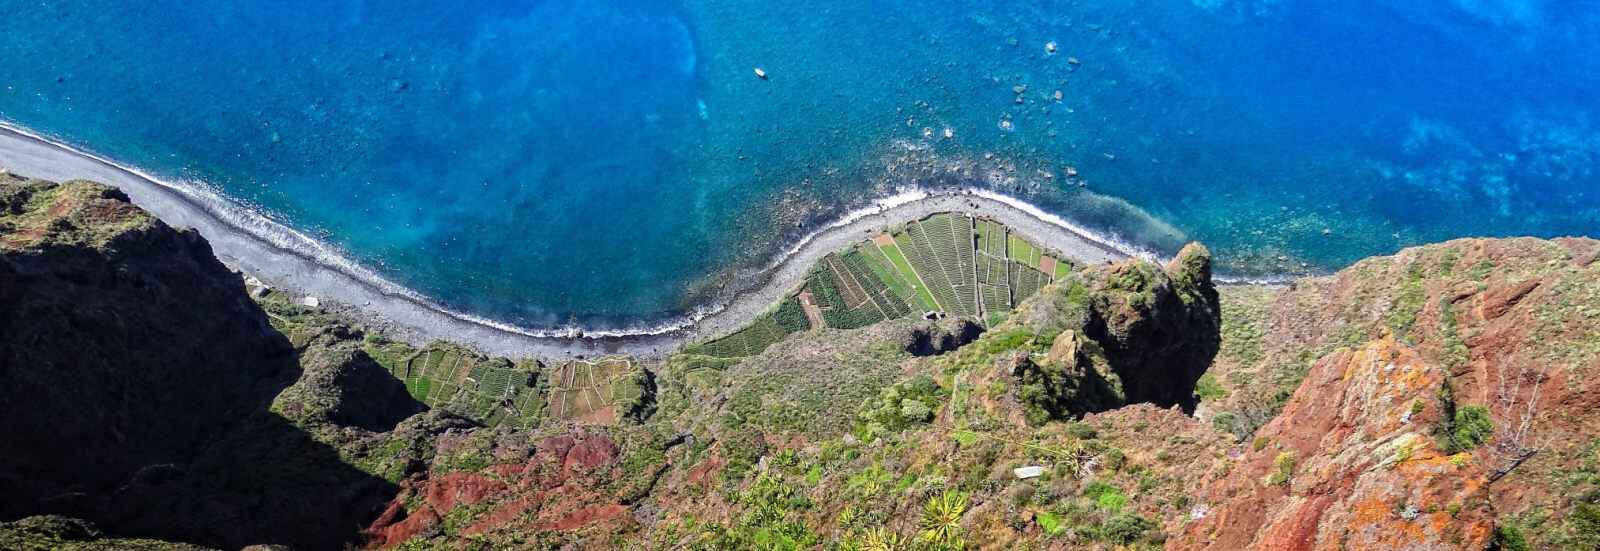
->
xmin=859 ymin=527 xmax=908 ymax=551
xmin=918 ymin=490 xmax=969 ymax=548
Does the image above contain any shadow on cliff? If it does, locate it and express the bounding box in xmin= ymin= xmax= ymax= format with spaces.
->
xmin=0 ymin=178 xmax=421 ymax=548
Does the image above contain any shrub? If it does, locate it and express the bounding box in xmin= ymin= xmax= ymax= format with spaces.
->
xmin=1194 ymin=373 xmax=1227 ymax=401
xmin=1448 ymin=405 xmax=1494 ymax=453
xmin=1101 ymin=447 xmax=1127 ymax=472
xmin=1265 ymin=452 xmax=1295 ymax=486
xmin=1569 ymin=502 xmax=1600 ymax=549
xmin=1036 ymin=510 xmax=1067 ymax=536
xmin=1100 ymin=513 xmax=1154 ymax=545
xmin=1211 ymin=412 xmax=1239 ymax=435
xmin=858 ymin=527 xmax=908 ymax=551
xmin=855 ymin=376 xmax=944 ymax=441
xmin=1491 ymin=521 xmax=1530 ymax=551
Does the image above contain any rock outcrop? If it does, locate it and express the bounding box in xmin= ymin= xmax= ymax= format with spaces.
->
xmin=1177 ymin=336 xmax=1494 ymax=550
xmin=1190 ymin=237 xmax=1600 ymax=550
xmin=0 ymin=176 xmax=417 ymax=549
xmin=0 ymin=176 xmax=295 ymax=520
xmin=1004 ymin=242 xmax=1222 ymax=420
xmin=272 ymin=324 xmax=425 ymax=432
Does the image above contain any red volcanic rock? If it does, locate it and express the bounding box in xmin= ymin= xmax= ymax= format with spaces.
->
xmin=365 ymin=434 xmax=630 ymax=548
xmin=1175 ymin=336 xmax=1494 ymax=550
xmin=1474 ymin=278 xmax=1540 ymax=321
xmin=537 ymin=503 xmax=630 ymax=532
xmin=565 ymin=437 xmax=619 ymax=474
xmin=685 ymin=455 xmax=724 ymax=487
xmin=424 ymin=471 xmax=508 ymax=512
xmin=464 ymin=495 xmax=543 ymax=536
xmin=366 ymin=505 xmax=440 ymax=549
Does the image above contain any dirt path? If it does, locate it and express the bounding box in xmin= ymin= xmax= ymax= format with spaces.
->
xmin=797 ymin=290 xmax=827 ymax=330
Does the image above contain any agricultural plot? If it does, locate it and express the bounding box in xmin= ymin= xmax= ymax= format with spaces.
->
xmin=1054 ymin=257 xmax=1073 ymax=279
xmin=973 ymin=218 xmax=1014 ymax=316
xmin=872 ymin=239 xmax=940 ymax=311
xmin=1009 ymin=261 xmax=1053 ymax=303
xmin=686 ymin=296 xmax=811 ymax=358
xmin=806 ymin=258 xmax=886 ymax=329
xmin=900 ymin=214 xmax=978 ymax=317
xmin=699 ymin=212 xmax=1083 ymax=356
xmin=856 ymin=243 xmax=926 ymax=311
xmin=380 ymin=344 xmax=544 ymax=428
xmin=1008 ymin=233 xmax=1044 ymax=268
xmin=545 ymin=357 xmax=647 ymax=425
xmin=893 ymin=230 xmax=958 ymax=314
xmin=839 ymin=249 xmax=914 ymax=320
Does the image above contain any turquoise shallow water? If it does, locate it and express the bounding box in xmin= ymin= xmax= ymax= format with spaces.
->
xmin=1 ymin=1 xmax=1597 ymax=329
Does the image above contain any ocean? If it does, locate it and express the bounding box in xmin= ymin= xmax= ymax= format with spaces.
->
xmin=2 ymin=0 xmax=1596 ymax=330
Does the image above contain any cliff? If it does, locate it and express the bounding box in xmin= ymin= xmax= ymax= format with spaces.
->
xmin=3 ymin=175 xmax=1599 ymax=550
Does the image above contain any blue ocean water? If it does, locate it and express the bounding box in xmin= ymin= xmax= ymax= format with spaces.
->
xmin=2 ymin=1 xmax=1597 ymax=329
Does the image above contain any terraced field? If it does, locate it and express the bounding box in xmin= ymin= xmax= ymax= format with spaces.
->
xmin=1009 ymin=262 xmax=1053 ymax=303
xmin=806 ymin=257 xmax=886 ymax=329
xmin=379 ymin=343 xmax=545 ymax=428
xmin=545 ymin=357 xmax=648 ymax=425
xmin=685 ymin=213 xmax=1078 ymax=358
xmin=974 ymin=219 xmax=1014 ymax=315
xmin=686 ymin=296 xmax=810 ymax=358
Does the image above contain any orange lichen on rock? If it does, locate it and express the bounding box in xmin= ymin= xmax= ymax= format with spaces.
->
xmin=1175 ymin=336 xmax=1493 ymax=550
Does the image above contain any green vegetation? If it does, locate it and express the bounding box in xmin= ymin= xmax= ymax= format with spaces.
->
xmin=1006 ymin=330 xmax=1122 ymax=424
xmin=1265 ymin=451 xmax=1296 ymax=486
xmin=859 ymin=243 xmax=930 ymax=312
xmin=1194 ymin=373 xmax=1227 ymax=402
xmin=773 ymin=296 xmax=811 ymax=333
xmin=1438 ymin=297 xmax=1470 ymax=370
xmin=1101 ymin=514 xmax=1155 ymax=546
xmin=896 ymin=214 xmax=978 ymax=317
xmin=687 ymin=308 xmax=799 ymax=358
xmin=876 ymin=241 xmax=940 ymax=311
xmin=1492 ymin=520 xmax=1531 ymax=551
xmin=1570 ymin=502 xmax=1600 ymax=549
xmin=701 ymin=474 xmax=819 ymax=550
xmin=1386 ymin=263 xmax=1428 ymax=339
xmin=917 ymin=490 xmax=969 ymax=549
xmin=839 ymin=250 xmax=915 ymax=320
xmin=1008 ymin=233 xmax=1043 ymax=267
xmin=802 ymin=252 xmax=920 ymax=330
xmin=1084 ymin=481 xmax=1128 ymax=512
xmin=369 ymin=342 xmax=543 ymax=428
xmin=855 ymin=376 xmax=946 ymax=441
xmin=1446 ymin=405 xmax=1495 ymax=453
xmin=1009 ymin=262 xmax=1051 ymax=304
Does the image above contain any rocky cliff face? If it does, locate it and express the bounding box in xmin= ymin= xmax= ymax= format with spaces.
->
xmin=5 ymin=174 xmax=1599 ymax=550
xmin=0 ymin=176 xmax=423 ymax=549
xmin=1187 ymin=237 xmax=1600 ymax=550
xmin=0 ymin=176 xmax=295 ymax=520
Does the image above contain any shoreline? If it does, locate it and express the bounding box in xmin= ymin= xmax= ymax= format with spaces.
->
xmin=0 ymin=120 xmax=1145 ymax=359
